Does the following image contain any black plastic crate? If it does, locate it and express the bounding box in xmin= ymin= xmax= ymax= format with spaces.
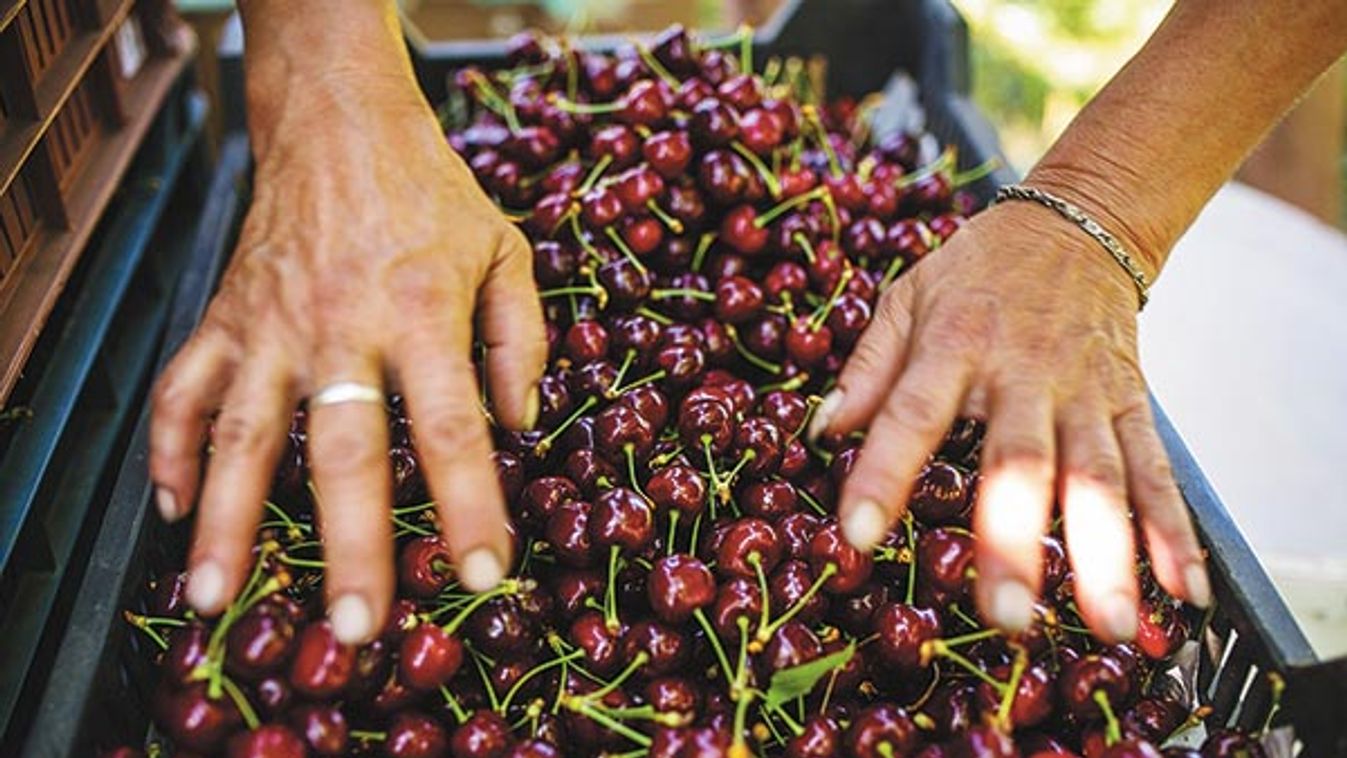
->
xmin=28 ymin=1 xmax=1342 ymax=755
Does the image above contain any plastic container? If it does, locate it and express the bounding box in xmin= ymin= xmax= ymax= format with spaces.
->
xmin=30 ymin=1 xmax=1341 ymax=755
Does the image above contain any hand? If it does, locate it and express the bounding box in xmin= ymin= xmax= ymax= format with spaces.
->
xmin=809 ymin=199 xmax=1210 ymax=641
xmin=148 ymin=71 xmax=545 ymax=643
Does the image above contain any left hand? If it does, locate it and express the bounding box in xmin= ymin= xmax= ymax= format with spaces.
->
xmin=808 ymin=198 xmax=1210 ymax=642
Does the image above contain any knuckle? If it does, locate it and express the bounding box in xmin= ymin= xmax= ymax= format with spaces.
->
xmin=413 ymin=401 xmax=491 ymax=455
xmin=210 ymin=412 xmax=272 ymax=456
xmin=310 ymin=425 xmax=387 ymax=472
xmin=882 ymin=385 xmax=945 ymax=434
xmin=925 ymin=301 xmax=994 ymax=359
xmin=1072 ymin=451 xmax=1126 ymax=495
xmin=986 ymin=435 xmax=1054 ymax=478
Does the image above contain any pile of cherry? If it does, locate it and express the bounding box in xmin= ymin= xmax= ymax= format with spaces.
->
xmin=121 ymin=24 xmax=1274 ymax=758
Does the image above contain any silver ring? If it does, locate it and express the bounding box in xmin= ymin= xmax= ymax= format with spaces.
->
xmin=308 ymin=381 xmax=385 ymax=409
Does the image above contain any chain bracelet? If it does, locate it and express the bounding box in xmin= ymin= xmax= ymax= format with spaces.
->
xmin=991 ymin=184 xmax=1151 ymax=310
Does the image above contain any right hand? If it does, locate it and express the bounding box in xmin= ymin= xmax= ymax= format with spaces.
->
xmin=149 ymin=67 xmax=546 ymax=644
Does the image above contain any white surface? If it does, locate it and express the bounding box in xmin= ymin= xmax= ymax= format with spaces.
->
xmin=1139 ymin=182 xmax=1347 ymax=657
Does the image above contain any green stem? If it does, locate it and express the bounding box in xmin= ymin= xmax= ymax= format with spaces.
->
xmin=1094 ymin=690 xmax=1122 ymax=746
xmin=220 ymin=675 xmax=260 ymax=730
xmin=442 ymin=579 xmax=520 ymax=635
xmin=691 ymin=232 xmax=717 ymax=272
xmin=604 ymin=545 xmax=623 ymax=633
xmin=441 ymin=685 xmax=470 ymax=724
xmin=587 ymin=652 xmax=648 ymax=701
xmin=694 ymin=608 xmax=736 ymax=684
xmin=731 ymin=141 xmax=782 ymax=198
xmin=645 ymin=199 xmax=685 ymax=234
xmin=904 ymin=513 xmax=917 ymax=605
xmin=536 ymin=395 xmax=600 ymax=456
xmin=758 ymin=563 xmax=837 ymax=642
xmin=651 ymin=288 xmax=715 ymax=302
xmin=637 ymin=44 xmax=681 ymax=88
xmin=725 ymin=324 xmax=782 ymax=374
xmin=755 ymin=187 xmax=827 ymax=229
xmin=605 ymin=226 xmax=649 ymax=275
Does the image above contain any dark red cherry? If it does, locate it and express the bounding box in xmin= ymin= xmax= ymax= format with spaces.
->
xmin=153 ymin=682 xmax=241 ymax=754
xmin=1059 ymin=653 xmax=1134 ymax=719
xmin=690 ymin=98 xmax=740 ymax=148
xmin=698 ymin=150 xmax=750 ymax=205
xmin=397 ymin=624 xmax=463 ymax=692
xmin=710 ymin=577 xmax=764 ymax=640
xmin=254 ymin=675 xmax=292 ymax=716
xmin=622 ymin=620 xmax=689 ymax=675
xmin=646 ymin=464 xmax=708 ymax=516
xmin=564 ymin=321 xmax=610 ymax=363
xmin=648 ymin=554 xmax=717 ymax=623
xmin=909 ymin=461 xmax=972 ymax=524
xmin=716 ymin=517 xmax=784 ymax=579
xmin=873 ymin=602 xmax=941 ymax=671
xmin=290 ymin=703 xmax=349 ymax=756
xmin=787 ymin=716 xmax=842 ymax=758
xmin=591 ymin=487 xmax=654 ymax=552
xmin=756 ymin=621 xmax=823 ymax=682
xmin=399 ymin=536 xmax=456 ymax=599
xmin=643 ymin=131 xmax=693 ymax=178
xmin=732 ymin=417 xmax=784 ymax=479
xmin=386 ymin=712 xmax=449 ymax=758
xmin=225 ymin=605 xmax=296 ymax=681
xmin=785 ymin=318 xmax=833 ymax=367
xmin=769 ymin=560 xmax=829 ymax=626
xmin=918 ymin=527 xmax=977 ymax=595
xmin=289 ymin=620 xmax=356 ymax=698
xmin=465 ymin=597 xmax=533 ymax=661
xmin=570 ymin=610 xmax=625 ymax=676
xmin=739 ymin=108 xmax=784 ymax=155
xmin=807 ymin=521 xmax=874 ymax=594
xmin=714 ymin=275 xmax=765 ymax=324
xmin=546 ymin=499 xmax=595 ymax=567
xmin=826 ymin=293 xmax=872 ymax=348
xmin=588 ymin=124 xmax=640 ymax=168
xmin=717 ymin=74 xmax=762 ymax=110
xmin=452 ymin=710 xmax=514 ymax=758
xmin=164 ymin=621 xmax=211 ymax=686
xmin=742 ymin=480 xmax=799 ymax=520
xmin=720 ymin=205 xmax=770 ymax=255
xmin=226 ymin=725 xmax=306 ymax=758
xmin=845 ymin=704 xmax=920 ymax=758
xmin=594 ymin=403 xmax=655 ymax=460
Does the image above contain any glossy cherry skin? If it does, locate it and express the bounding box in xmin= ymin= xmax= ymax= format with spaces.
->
xmin=465 ymin=597 xmax=533 ymax=661
xmin=975 ymin=662 xmax=1055 ymax=729
xmin=648 ymin=554 xmax=717 ymax=623
xmin=397 ymin=624 xmax=464 ymax=692
xmin=386 ymin=711 xmax=450 ymax=758
xmin=288 ymin=620 xmax=356 ymax=699
xmin=546 ymin=499 xmax=595 ymax=567
xmin=873 ymin=602 xmax=942 ymax=671
xmin=721 ymin=205 xmax=770 ymax=255
xmin=289 ymin=703 xmax=349 ymax=756
xmin=918 ymin=527 xmax=977 ymax=595
xmin=1059 ymin=653 xmax=1134 ymax=719
xmin=594 ymin=403 xmax=655 ymax=460
xmin=564 ymin=320 xmax=610 ymax=363
xmin=714 ymin=275 xmax=766 ymax=324
xmin=507 ymin=740 xmax=562 ymax=758
xmin=519 ymin=476 xmax=581 ymax=523
xmin=742 ymin=480 xmax=799 ymax=520
xmin=909 ymin=460 xmax=973 ymax=524
xmin=756 ymin=621 xmax=823 ymax=681
xmin=715 ymin=517 xmax=784 ymax=578
xmin=164 ymin=621 xmax=211 ymax=686
xmin=643 ymin=130 xmax=693 ymax=178
xmin=845 ymin=704 xmax=921 ymax=758
xmin=153 ymin=681 xmax=242 ymax=753
xmin=1121 ymin=697 xmax=1187 ymax=743
xmin=622 ymin=619 xmax=690 ymax=675
xmin=226 ymin=725 xmax=306 ymax=758
xmin=399 ymin=536 xmax=456 ymax=599
xmin=1200 ymin=729 xmax=1267 ymax=758
xmin=807 ymin=521 xmax=874 ymax=594
xmin=646 ymin=464 xmax=708 ymax=516
xmin=710 ymin=577 xmax=764 ymax=640
xmin=563 ymin=449 xmax=619 ymax=499
xmin=769 ymin=559 xmax=829 ymax=626
xmin=225 ymin=606 xmax=296 ymax=681
xmin=591 ymin=486 xmax=654 ymax=552
xmin=732 ymin=417 xmax=785 ymax=479
xmin=786 ymin=716 xmax=843 ymax=758
xmin=452 ymin=710 xmax=514 ymax=758
xmin=570 ymin=610 xmax=626 ymax=676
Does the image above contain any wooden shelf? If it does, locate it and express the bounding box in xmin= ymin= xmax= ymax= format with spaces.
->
xmin=0 ymin=43 xmax=192 ymax=402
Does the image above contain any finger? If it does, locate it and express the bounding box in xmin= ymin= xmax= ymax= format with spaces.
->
xmin=149 ymin=331 xmax=234 ymax=522
xmin=1059 ymin=405 xmax=1139 ymax=642
xmin=1115 ymin=398 xmax=1210 ymax=607
xmin=186 ymin=350 xmax=296 ymax=616
xmin=395 ymin=325 xmax=512 ymax=593
xmin=837 ymin=339 xmax=972 ymax=550
xmin=972 ymin=384 xmax=1055 ymax=633
xmin=808 ymin=276 xmax=915 ymax=441
xmin=306 ymin=356 xmax=394 ymax=644
xmin=478 ymin=226 xmax=547 ymax=431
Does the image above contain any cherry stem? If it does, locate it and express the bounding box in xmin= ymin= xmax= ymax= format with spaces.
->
xmin=465 ymin=71 xmax=521 ymax=132
xmin=808 ymin=266 xmax=854 ymax=331
xmin=904 ymin=513 xmax=918 ymax=605
xmin=689 ymin=512 xmax=704 ymax=555
xmin=536 ymin=395 xmax=600 ymax=456
xmin=604 ymin=545 xmax=623 ymax=633
xmin=220 ymin=675 xmax=260 ymax=730
xmin=468 ymin=646 xmax=503 ymax=713
xmin=122 ymin=612 xmax=171 ymax=650
xmin=762 ymin=55 xmax=783 ymax=87
xmin=692 ymin=232 xmax=717 ymax=272
xmin=894 ymin=146 xmax=956 ymax=189
xmin=577 ymin=154 xmax=614 ymax=195
xmin=939 ymin=627 xmax=1001 ymax=649
xmin=635 ymin=306 xmax=673 ymax=325
xmin=946 ymin=602 xmax=984 ymax=630
xmin=539 ymin=284 xmax=603 ymax=301
xmin=570 ymin=215 xmax=607 ymax=270
xmin=951 ymin=157 xmax=1001 ymax=188
xmin=552 ymin=95 xmax=624 ymax=115
xmin=1094 ymin=690 xmax=1122 ymax=746
xmin=759 ymin=562 xmax=837 ymax=643
xmin=1261 ymin=672 xmax=1285 ymax=736
xmin=757 ymin=372 xmax=810 ymax=397
xmin=754 ymin=186 xmax=827 ymax=229
xmin=568 ymin=700 xmax=652 ymax=747
xmin=995 ymin=644 xmax=1029 ymax=730
xmin=731 ymin=141 xmax=782 ymax=198
xmin=203 ymin=550 xmax=284 ymax=699
xmin=623 ymin=443 xmax=646 ymax=497
xmin=349 ymin=730 xmax=388 ymax=743
xmin=802 ymin=105 xmax=842 ymax=178
xmin=792 ymin=232 xmax=817 ymax=263
xmin=611 ymin=369 xmax=667 ymax=398
xmin=701 ymin=436 xmax=723 ymax=519
xmin=665 ymin=510 xmax=680 ymax=555
xmin=878 ymin=254 xmax=906 ymax=291
xmin=648 ymin=443 xmax=685 ymax=468
xmin=731 ymin=616 xmax=756 ymax=752
xmin=441 ymin=579 xmax=521 ymax=635
xmin=646 ymin=199 xmax=685 ymax=234
xmin=588 ymin=651 xmax=649 ymax=701
xmin=750 ymin=553 xmax=772 ymax=640
xmin=795 ymin=485 xmax=828 ymax=516
xmin=607 ymin=349 xmax=638 ymax=397
xmin=441 ymin=685 xmax=470 ymax=725
xmin=725 ymin=324 xmax=782 ymax=374
xmin=719 ymin=449 xmax=757 ymax=506
xmin=694 ymin=607 xmax=736 ymax=684
xmin=605 ymin=226 xmax=649 ymax=274
xmin=650 ymin=287 xmax=715 ymax=302
xmin=636 ymin=43 xmax=681 ymax=88
xmin=739 ymin=24 xmax=754 ymax=74
xmin=923 ymin=641 xmax=1006 ymax=693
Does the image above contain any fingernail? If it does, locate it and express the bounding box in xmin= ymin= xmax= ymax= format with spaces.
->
xmin=524 ymin=387 xmax=541 ymax=431
xmin=842 ymin=499 xmax=887 ymax=550
xmin=1102 ymin=591 xmax=1138 ymax=641
xmin=807 ymin=390 xmax=844 ymax=442
xmin=459 ymin=548 xmax=505 ymax=593
xmin=990 ymin=579 xmax=1035 ymax=633
xmin=155 ymin=487 xmax=179 ymax=522
xmin=1184 ymin=562 xmax=1212 ymax=609
xmin=330 ymin=593 xmax=374 ymax=644
xmin=186 ymin=561 xmax=225 ymax=612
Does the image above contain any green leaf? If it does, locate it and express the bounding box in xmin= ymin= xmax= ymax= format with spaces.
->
xmin=762 ymin=641 xmax=855 ymax=711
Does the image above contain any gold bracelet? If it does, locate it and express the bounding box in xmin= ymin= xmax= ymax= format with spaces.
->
xmin=991 ymin=184 xmax=1151 ymax=310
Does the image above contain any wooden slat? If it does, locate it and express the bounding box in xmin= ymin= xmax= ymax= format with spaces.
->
xmin=0 ymin=43 xmax=191 ymax=402
xmin=0 ymin=0 xmax=131 ymax=198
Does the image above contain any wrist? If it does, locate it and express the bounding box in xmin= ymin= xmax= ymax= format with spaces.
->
xmin=1024 ymin=158 xmax=1169 ymax=283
